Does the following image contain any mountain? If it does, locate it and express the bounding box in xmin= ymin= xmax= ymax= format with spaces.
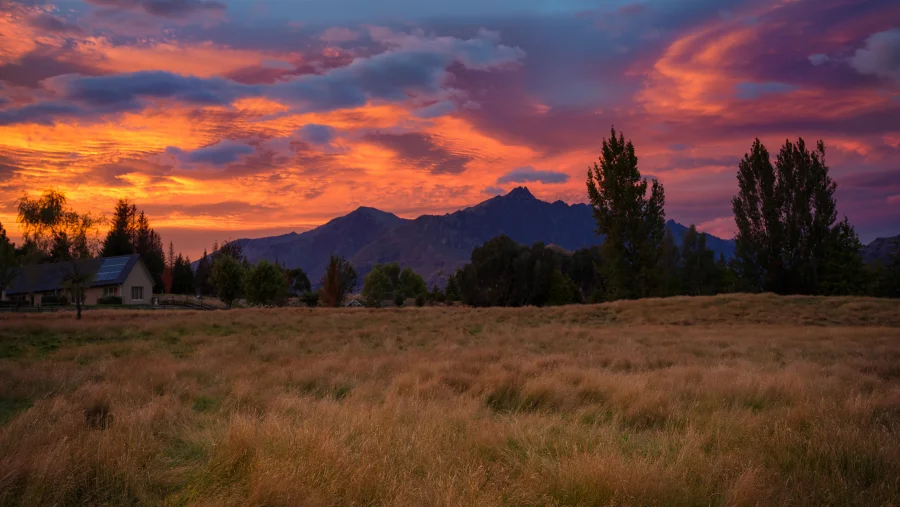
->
xmin=665 ymin=220 xmax=736 ymax=260
xmin=863 ymin=235 xmax=900 ymax=264
xmin=227 ymin=187 xmax=736 ymax=287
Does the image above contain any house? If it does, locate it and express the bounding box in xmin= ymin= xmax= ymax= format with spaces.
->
xmin=2 ymin=254 xmax=155 ymax=306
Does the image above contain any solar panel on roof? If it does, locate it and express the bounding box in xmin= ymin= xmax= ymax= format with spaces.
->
xmin=94 ymin=257 xmax=130 ymax=282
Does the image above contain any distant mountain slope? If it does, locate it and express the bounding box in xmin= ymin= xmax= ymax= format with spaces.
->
xmin=665 ymin=220 xmax=736 ymax=260
xmin=233 ymin=206 xmax=407 ymax=280
xmin=228 ymin=187 xmax=736 ymax=287
xmin=863 ymin=235 xmax=900 ymax=264
xmin=348 ymin=187 xmax=603 ymax=284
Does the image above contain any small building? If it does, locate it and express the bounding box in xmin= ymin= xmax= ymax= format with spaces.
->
xmin=2 ymin=254 xmax=154 ymax=306
xmin=345 ymin=299 xmax=363 ymax=307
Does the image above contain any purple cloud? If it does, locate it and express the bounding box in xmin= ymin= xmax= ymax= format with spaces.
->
xmin=850 ymin=28 xmax=900 ymax=81
xmin=298 ymin=124 xmax=337 ymax=145
xmin=166 ymin=140 xmax=254 ymax=166
xmin=366 ymin=132 xmax=474 ymax=174
xmin=27 ymin=14 xmax=84 ymax=34
xmin=85 ymin=0 xmax=225 ymax=18
xmin=497 ymin=166 xmax=570 ymax=184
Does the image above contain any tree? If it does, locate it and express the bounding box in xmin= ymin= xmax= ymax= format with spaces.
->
xmin=656 ymin=229 xmax=681 ymax=297
xmin=195 ymin=249 xmax=213 ymax=296
xmin=0 ymin=222 xmax=18 ymax=295
xmin=218 ymin=240 xmax=247 ymax=266
xmin=133 ymin=211 xmax=166 ymax=292
xmin=101 ymin=199 xmax=136 ymax=257
xmin=101 ymin=201 xmax=165 ymax=292
xmin=171 ymin=254 xmax=194 ymax=295
xmin=680 ymin=225 xmax=721 ymax=296
xmin=168 ymin=241 xmax=175 ymax=271
xmin=17 ymin=190 xmax=102 ymax=319
xmin=320 ymin=255 xmax=357 ymax=307
xmin=564 ymin=246 xmax=605 ymax=303
xmin=286 ymin=267 xmax=311 ymax=295
xmin=445 ymin=272 xmax=461 ymax=302
xmin=818 ymin=218 xmax=866 ymax=296
xmin=882 ymin=240 xmax=900 ymax=298
xmin=211 ymin=254 xmax=245 ymax=308
xmin=546 ymin=269 xmax=579 ymax=306
xmin=244 ymin=260 xmax=289 ymax=306
xmin=732 ymin=138 xmax=852 ymax=295
xmin=586 ymin=128 xmax=666 ymax=300
xmin=732 ymin=139 xmax=781 ymax=292
xmin=362 ymin=262 xmax=427 ymax=306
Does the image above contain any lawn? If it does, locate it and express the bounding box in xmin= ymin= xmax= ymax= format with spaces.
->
xmin=1 ymin=294 xmax=899 ymax=506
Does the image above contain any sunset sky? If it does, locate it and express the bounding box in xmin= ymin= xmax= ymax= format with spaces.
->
xmin=1 ymin=0 xmax=898 ymax=258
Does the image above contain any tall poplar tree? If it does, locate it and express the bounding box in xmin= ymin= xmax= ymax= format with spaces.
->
xmin=586 ymin=128 xmax=666 ymax=300
xmin=732 ymin=138 xmax=859 ymax=294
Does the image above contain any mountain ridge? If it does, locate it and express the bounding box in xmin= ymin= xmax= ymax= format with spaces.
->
xmin=223 ymin=187 xmax=740 ymax=287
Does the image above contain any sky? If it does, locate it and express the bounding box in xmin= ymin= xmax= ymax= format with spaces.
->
xmin=0 ymin=0 xmax=898 ymax=259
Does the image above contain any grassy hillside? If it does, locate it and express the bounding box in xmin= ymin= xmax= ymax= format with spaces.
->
xmin=1 ymin=294 xmax=899 ymax=505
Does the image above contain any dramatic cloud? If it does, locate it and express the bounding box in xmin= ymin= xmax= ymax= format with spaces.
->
xmin=85 ymin=0 xmax=226 ymax=18
xmin=298 ymin=124 xmax=337 ymax=145
xmin=734 ymin=82 xmax=798 ymax=100
xmin=808 ymin=54 xmax=830 ymax=66
xmin=414 ymin=101 xmax=457 ymax=118
xmin=849 ymin=28 xmax=900 ymax=81
xmin=367 ymin=132 xmax=475 ymax=174
xmin=27 ymin=14 xmax=84 ymax=35
xmin=166 ymin=140 xmax=254 ymax=166
xmin=1 ymin=0 xmax=898 ymax=255
xmin=497 ymin=166 xmax=570 ymax=184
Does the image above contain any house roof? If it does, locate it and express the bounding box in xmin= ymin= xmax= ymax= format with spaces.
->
xmin=4 ymin=254 xmax=141 ymax=295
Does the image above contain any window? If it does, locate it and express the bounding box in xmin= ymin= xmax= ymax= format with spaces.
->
xmin=103 ymin=286 xmax=119 ymax=297
xmin=131 ymin=286 xmax=144 ymax=301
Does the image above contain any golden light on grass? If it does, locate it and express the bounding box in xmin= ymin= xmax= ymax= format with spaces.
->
xmin=1 ymin=294 xmax=899 ymax=505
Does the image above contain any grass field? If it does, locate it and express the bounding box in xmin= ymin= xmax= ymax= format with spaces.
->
xmin=1 ymin=295 xmax=899 ymax=506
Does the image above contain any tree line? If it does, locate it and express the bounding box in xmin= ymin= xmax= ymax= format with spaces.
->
xmin=1 ymin=128 xmax=897 ymax=313
xmin=439 ymin=129 xmax=899 ymax=307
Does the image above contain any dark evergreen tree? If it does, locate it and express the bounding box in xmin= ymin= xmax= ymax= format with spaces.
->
xmin=0 ymin=221 xmax=18 ymax=295
xmin=818 ymin=218 xmax=866 ymax=296
xmin=133 ymin=211 xmax=165 ymax=293
xmin=565 ymin=246 xmax=605 ymax=303
xmin=873 ymin=239 xmax=900 ymax=298
xmin=586 ymin=127 xmax=666 ymax=300
xmin=194 ymin=249 xmax=213 ymax=296
xmin=101 ymin=199 xmax=136 ymax=257
xmin=656 ymin=229 xmax=682 ymax=297
xmin=171 ymin=254 xmax=195 ymax=295
xmin=680 ymin=225 xmax=721 ymax=296
xmin=445 ymin=272 xmax=461 ymax=302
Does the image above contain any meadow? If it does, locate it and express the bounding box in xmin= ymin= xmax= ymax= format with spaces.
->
xmin=1 ymin=294 xmax=899 ymax=506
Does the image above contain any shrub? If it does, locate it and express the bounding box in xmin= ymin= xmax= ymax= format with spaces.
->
xmin=98 ymin=295 xmax=123 ymax=305
xmin=41 ymin=295 xmax=69 ymax=306
xmin=300 ymin=291 xmax=320 ymax=307
xmin=393 ymin=293 xmax=405 ymax=307
xmin=415 ymin=294 xmax=426 ymax=307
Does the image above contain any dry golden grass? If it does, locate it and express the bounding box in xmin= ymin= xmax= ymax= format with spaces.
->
xmin=1 ymin=294 xmax=899 ymax=506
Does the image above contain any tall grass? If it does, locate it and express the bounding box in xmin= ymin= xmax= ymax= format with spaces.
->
xmin=1 ymin=294 xmax=899 ymax=505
